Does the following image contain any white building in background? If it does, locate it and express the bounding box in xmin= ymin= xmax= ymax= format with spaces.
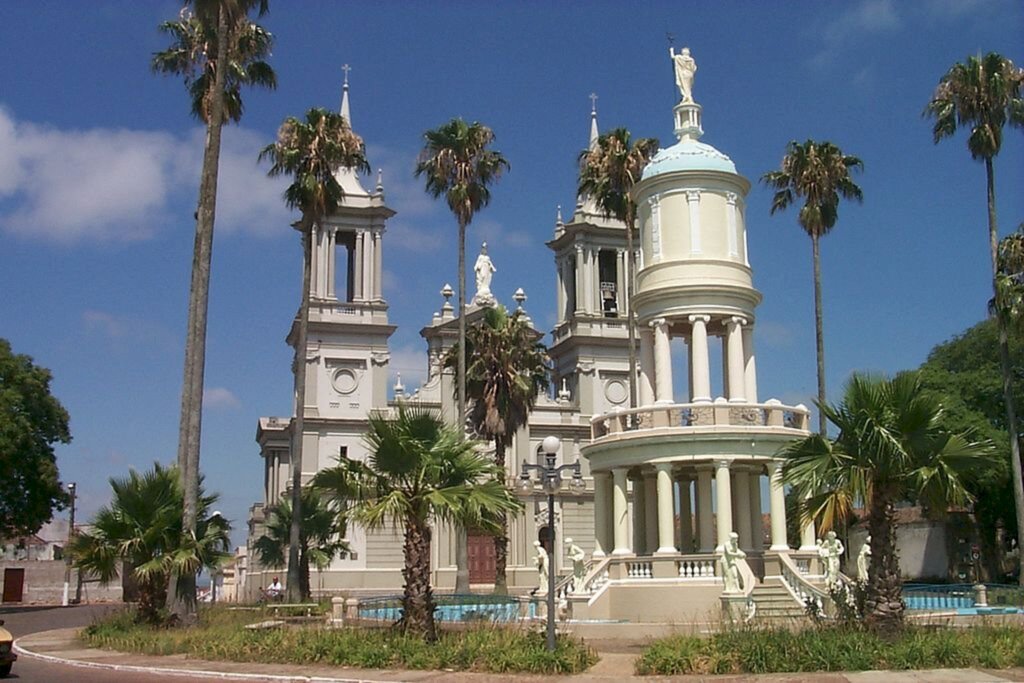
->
xmin=247 ymin=54 xmax=828 ymax=622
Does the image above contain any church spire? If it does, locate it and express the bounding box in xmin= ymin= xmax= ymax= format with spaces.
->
xmin=340 ymin=63 xmax=352 ymax=126
xmin=588 ymin=92 xmax=599 ymax=150
xmin=334 ymin=65 xmax=369 ymax=197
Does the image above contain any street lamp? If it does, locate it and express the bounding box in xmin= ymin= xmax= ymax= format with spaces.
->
xmin=518 ymin=435 xmax=585 ymax=652
xmin=62 ymin=482 xmax=77 ymax=607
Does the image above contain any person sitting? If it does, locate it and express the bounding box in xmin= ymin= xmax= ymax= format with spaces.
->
xmin=266 ymin=577 xmax=283 ymax=601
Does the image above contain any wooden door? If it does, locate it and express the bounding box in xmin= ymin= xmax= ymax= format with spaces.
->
xmin=2 ymin=568 xmax=25 ymax=603
xmin=467 ymin=533 xmax=496 ymax=584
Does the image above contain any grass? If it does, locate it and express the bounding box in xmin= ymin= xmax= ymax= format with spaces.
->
xmin=81 ymin=606 xmax=597 ymax=675
xmin=636 ymin=624 xmax=1024 ymax=675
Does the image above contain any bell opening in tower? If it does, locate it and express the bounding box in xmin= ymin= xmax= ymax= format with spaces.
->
xmin=598 ymin=250 xmax=619 ymax=317
xmin=336 ymin=232 xmax=356 ymax=302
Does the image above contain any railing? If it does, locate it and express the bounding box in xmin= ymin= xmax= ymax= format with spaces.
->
xmin=678 ymin=554 xmax=718 ymax=579
xmin=901 ymin=583 xmax=1024 ymax=611
xmin=578 ymin=555 xmax=613 ymax=595
xmin=778 ymin=552 xmax=829 ymax=614
xmin=356 ymin=594 xmax=535 ymax=623
xmin=591 ymin=400 xmax=810 ymax=439
xmin=626 ymin=560 xmax=653 ymax=578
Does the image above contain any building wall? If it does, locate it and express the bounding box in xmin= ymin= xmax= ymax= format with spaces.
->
xmin=0 ymin=561 xmax=122 ymax=604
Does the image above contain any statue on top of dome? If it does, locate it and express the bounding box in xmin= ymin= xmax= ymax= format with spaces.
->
xmin=669 ymin=46 xmax=697 ymax=103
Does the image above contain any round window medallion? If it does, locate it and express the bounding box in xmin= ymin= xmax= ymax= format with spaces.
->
xmin=604 ymin=379 xmax=627 ymax=405
xmin=332 ymin=368 xmax=359 ymax=395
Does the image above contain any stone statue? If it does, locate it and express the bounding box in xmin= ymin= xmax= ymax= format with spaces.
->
xmin=533 ymin=540 xmax=549 ymax=594
xmin=818 ymin=530 xmax=845 ymax=585
xmin=565 ymin=537 xmax=586 ymax=592
xmin=720 ymin=532 xmax=746 ymax=593
xmin=669 ymin=46 xmax=697 ymax=102
xmin=473 ymin=242 xmax=496 ymax=306
xmin=857 ymin=535 xmax=872 ymax=582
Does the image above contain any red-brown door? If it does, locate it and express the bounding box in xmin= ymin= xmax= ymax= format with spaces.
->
xmin=2 ymin=568 xmax=25 ymax=603
xmin=467 ymin=533 xmax=496 ymax=584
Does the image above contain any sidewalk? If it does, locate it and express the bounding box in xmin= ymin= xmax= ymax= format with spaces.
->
xmin=14 ymin=627 xmax=1024 ymax=682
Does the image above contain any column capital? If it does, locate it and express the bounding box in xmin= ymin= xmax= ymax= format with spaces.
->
xmin=688 ymin=314 xmax=711 ymax=325
xmin=655 ymin=462 xmax=673 ymax=474
xmin=649 ymin=317 xmax=668 ymax=330
xmin=714 ymin=458 xmax=731 ymax=471
xmin=728 ymin=315 xmax=747 ymax=327
xmin=766 ymin=460 xmax=784 ymax=475
xmin=685 ymin=189 xmax=701 ymax=202
xmin=616 ymin=248 xmax=625 ymax=256
xmin=725 ymin=191 xmax=738 ymax=205
xmin=575 ymin=244 xmax=584 ymax=255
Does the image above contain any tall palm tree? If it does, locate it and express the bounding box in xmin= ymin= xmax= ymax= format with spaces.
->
xmin=761 ymin=140 xmax=863 ymax=435
xmin=782 ymin=372 xmax=993 ymax=632
xmin=415 ymin=118 xmax=509 ymax=593
xmin=926 ymin=52 xmax=1024 ymax=584
xmin=260 ymin=107 xmax=369 ymax=602
xmin=577 ymin=128 xmax=659 ymax=409
xmin=447 ymin=305 xmax=549 ymax=593
xmin=151 ymin=0 xmax=274 ymax=620
xmin=312 ymin=406 xmax=521 ymax=641
xmin=252 ymin=487 xmax=348 ymax=600
xmin=68 ymin=463 xmax=230 ymax=624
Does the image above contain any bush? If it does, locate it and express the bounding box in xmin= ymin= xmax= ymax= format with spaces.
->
xmin=81 ymin=606 xmax=596 ymax=675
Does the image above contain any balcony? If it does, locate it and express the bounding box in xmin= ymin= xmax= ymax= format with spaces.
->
xmin=590 ymin=399 xmax=810 ymax=442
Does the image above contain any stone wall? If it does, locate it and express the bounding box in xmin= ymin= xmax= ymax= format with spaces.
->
xmin=1 ymin=560 xmax=123 ymax=604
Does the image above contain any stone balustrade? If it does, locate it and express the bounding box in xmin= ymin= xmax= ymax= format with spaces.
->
xmin=591 ymin=400 xmax=810 ymax=440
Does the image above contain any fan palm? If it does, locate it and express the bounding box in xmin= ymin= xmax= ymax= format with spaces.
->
xmin=577 ymin=128 xmax=659 ymax=409
xmin=68 ymin=463 xmax=230 ymax=624
xmin=152 ymin=0 xmax=274 ymax=620
xmin=926 ymin=52 xmax=1024 ymax=585
xmin=260 ymin=107 xmax=370 ymax=602
xmin=252 ymin=487 xmax=349 ymax=600
xmin=312 ymin=406 xmax=522 ymax=641
xmin=782 ymin=372 xmax=993 ymax=632
xmin=761 ymin=140 xmax=863 ymax=435
xmin=415 ymin=118 xmax=509 ymax=593
xmin=446 ymin=305 xmax=549 ymax=593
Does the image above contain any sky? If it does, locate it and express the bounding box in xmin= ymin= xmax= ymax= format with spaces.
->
xmin=1 ymin=0 xmax=1022 ymax=549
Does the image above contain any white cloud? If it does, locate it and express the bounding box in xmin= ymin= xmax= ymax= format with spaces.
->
xmin=204 ymin=386 xmax=241 ymax=410
xmin=81 ymin=309 xmax=176 ymax=351
xmin=811 ymin=0 xmax=902 ymax=67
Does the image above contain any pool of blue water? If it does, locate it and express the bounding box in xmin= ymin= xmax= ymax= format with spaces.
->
xmin=359 ymin=601 xmax=538 ymax=623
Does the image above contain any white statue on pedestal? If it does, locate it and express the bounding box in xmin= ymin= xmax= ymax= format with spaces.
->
xmin=473 ymin=242 xmax=497 ymax=306
xmin=721 ymin=532 xmax=746 ymax=593
xmin=565 ymin=537 xmax=586 ymax=591
xmin=857 ymin=535 xmax=872 ymax=582
xmin=818 ymin=530 xmax=845 ymax=585
xmin=669 ymin=46 xmax=697 ymax=102
xmin=532 ymin=540 xmax=549 ymax=594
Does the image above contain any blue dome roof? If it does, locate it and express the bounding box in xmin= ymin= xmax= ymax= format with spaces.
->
xmin=642 ymin=140 xmax=737 ymax=178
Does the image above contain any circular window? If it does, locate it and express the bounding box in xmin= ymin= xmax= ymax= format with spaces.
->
xmin=331 ymin=368 xmax=360 ymax=395
xmin=604 ymin=379 xmax=627 ymax=405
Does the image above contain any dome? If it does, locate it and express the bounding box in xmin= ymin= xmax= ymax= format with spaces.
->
xmin=642 ymin=139 xmax=737 ymax=178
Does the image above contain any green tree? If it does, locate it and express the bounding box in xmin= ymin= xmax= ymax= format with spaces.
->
xmin=926 ymin=53 xmax=1024 ymax=583
xmin=252 ymin=487 xmax=348 ymax=600
xmin=69 ymin=463 xmax=230 ymax=624
xmin=0 ymin=339 xmax=71 ymax=538
xmin=446 ymin=305 xmax=549 ymax=593
xmin=259 ymin=107 xmax=369 ymax=602
xmin=312 ymin=406 xmax=521 ymax=641
xmin=152 ymin=0 xmax=275 ymax=620
xmin=761 ymin=140 xmax=863 ymax=435
xmin=415 ymin=118 xmax=509 ymax=593
xmin=782 ymin=372 xmax=993 ymax=632
xmin=577 ymin=128 xmax=659 ymax=409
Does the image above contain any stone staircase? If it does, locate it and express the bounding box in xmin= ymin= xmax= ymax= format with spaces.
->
xmin=750 ymin=578 xmax=808 ymax=621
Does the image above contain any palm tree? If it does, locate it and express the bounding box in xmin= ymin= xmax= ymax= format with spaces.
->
xmin=252 ymin=487 xmax=348 ymax=600
xmin=447 ymin=305 xmax=549 ymax=593
xmin=926 ymin=52 xmax=1024 ymax=585
xmin=577 ymin=128 xmax=659 ymax=409
xmin=782 ymin=372 xmax=993 ymax=632
xmin=68 ymin=463 xmax=230 ymax=624
xmin=415 ymin=118 xmax=509 ymax=593
xmin=151 ymin=0 xmax=274 ymax=620
xmin=260 ymin=107 xmax=370 ymax=602
xmin=761 ymin=140 xmax=863 ymax=435
xmin=312 ymin=406 xmax=521 ymax=641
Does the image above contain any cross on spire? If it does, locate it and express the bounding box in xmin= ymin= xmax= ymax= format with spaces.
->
xmin=341 ymin=63 xmax=351 ymax=86
xmin=589 ymin=92 xmax=598 ymax=114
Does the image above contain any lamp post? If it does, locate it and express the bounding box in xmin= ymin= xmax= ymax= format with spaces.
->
xmin=62 ymin=482 xmax=77 ymax=607
xmin=518 ymin=435 xmax=585 ymax=652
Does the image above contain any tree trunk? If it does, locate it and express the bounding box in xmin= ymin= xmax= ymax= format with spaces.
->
xmin=287 ymin=221 xmax=314 ymax=603
xmin=493 ymin=435 xmax=509 ymax=595
xmin=170 ymin=3 xmax=229 ymax=623
xmin=402 ymin=517 xmax=437 ymax=642
xmin=138 ymin=574 xmax=168 ymax=625
xmin=986 ymin=157 xmax=1024 ymax=586
xmin=626 ymin=212 xmax=638 ymax=410
xmin=299 ymin=548 xmax=310 ymax=601
xmin=811 ymin=232 xmax=827 ymax=435
xmin=454 ymin=218 xmax=470 ymax=594
xmin=864 ymin=486 xmax=904 ymax=632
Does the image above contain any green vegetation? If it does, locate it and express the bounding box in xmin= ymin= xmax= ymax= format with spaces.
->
xmin=81 ymin=608 xmax=595 ymax=675
xmin=636 ymin=626 xmax=1024 ymax=675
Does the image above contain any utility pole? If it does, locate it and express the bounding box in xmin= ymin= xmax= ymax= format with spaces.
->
xmin=62 ymin=482 xmax=77 ymax=607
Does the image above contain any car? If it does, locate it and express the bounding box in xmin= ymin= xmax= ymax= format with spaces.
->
xmin=0 ymin=619 xmax=15 ymax=678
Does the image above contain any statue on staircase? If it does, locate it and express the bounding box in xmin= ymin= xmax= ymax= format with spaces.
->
xmin=721 ymin=532 xmax=746 ymax=593
xmin=532 ymin=540 xmax=549 ymax=595
xmin=565 ymin=537 xmax=586 ymax=592
xmin=818 ymin=530 xmax=845 ymax=586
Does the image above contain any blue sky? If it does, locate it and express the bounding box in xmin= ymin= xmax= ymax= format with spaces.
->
xmin=1 ymin=0 xmax=1021 ymax=547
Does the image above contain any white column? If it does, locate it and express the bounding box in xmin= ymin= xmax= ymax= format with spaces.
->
xmin=592 ymin=472 xmax=610 ymax=557
xmin=639 ymin=326 xmax=656 ymax=406
xmin=715 ymin=459 xmax=733 ymax=551
xmin=592 ymin=248 xmax=602 ymax=316
xmin=686 ymin=189 xmax=702 ymax=255
xmin=743 ymin=324 xmax=758 ymax=404
xmin=655 ymin=464 xmax=676 ymax=554
xmin=644 ymin=473 xmax=658 ymax=554
xmin=574 ymin=246 xmax=585 ymax=314
xmin=750 ymin=469 xmax=765 ymax=551
xmin=616 ymin=248 xmax=626 ymax=316
xmin=677 ymin=477 xmax=694 ymax=553
xmin=326 ymin=228 xmax=337 ymax=299
xmin=726 ymin=317 xmax=747 ymax=402
xmin=697 ymin=467 xmax=714 ymax=552
xmin=556 ymin=259 xmax=565 ymax=322
xmin=632 ymin=474 xmax=646 ymax=554
xmin=309 ymin=224 xmax=320 ymax=297
xmin=725 ymin=192 xmax=739 ymax=257
xmin=612 ymin=468 xmax=630 ymax=555
xmin=767 ymin=461 xmax=788 ymax=551
xmin=362 ymin=229 xmax=373 ymax=301
xmin=652 ymin=318 xmax=673 ymax=404
xmin=373 ymin=231 xmax=383 ymax=301
xmin=800 ymin=494 xmax=817 ymax=551
xmin=689 ymin=315 xmax=712 ymax=402
xmin=734 ymin=469 xmax=753 ymax=551
xmin=353 ymin=231 xmax=364 ymax=300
